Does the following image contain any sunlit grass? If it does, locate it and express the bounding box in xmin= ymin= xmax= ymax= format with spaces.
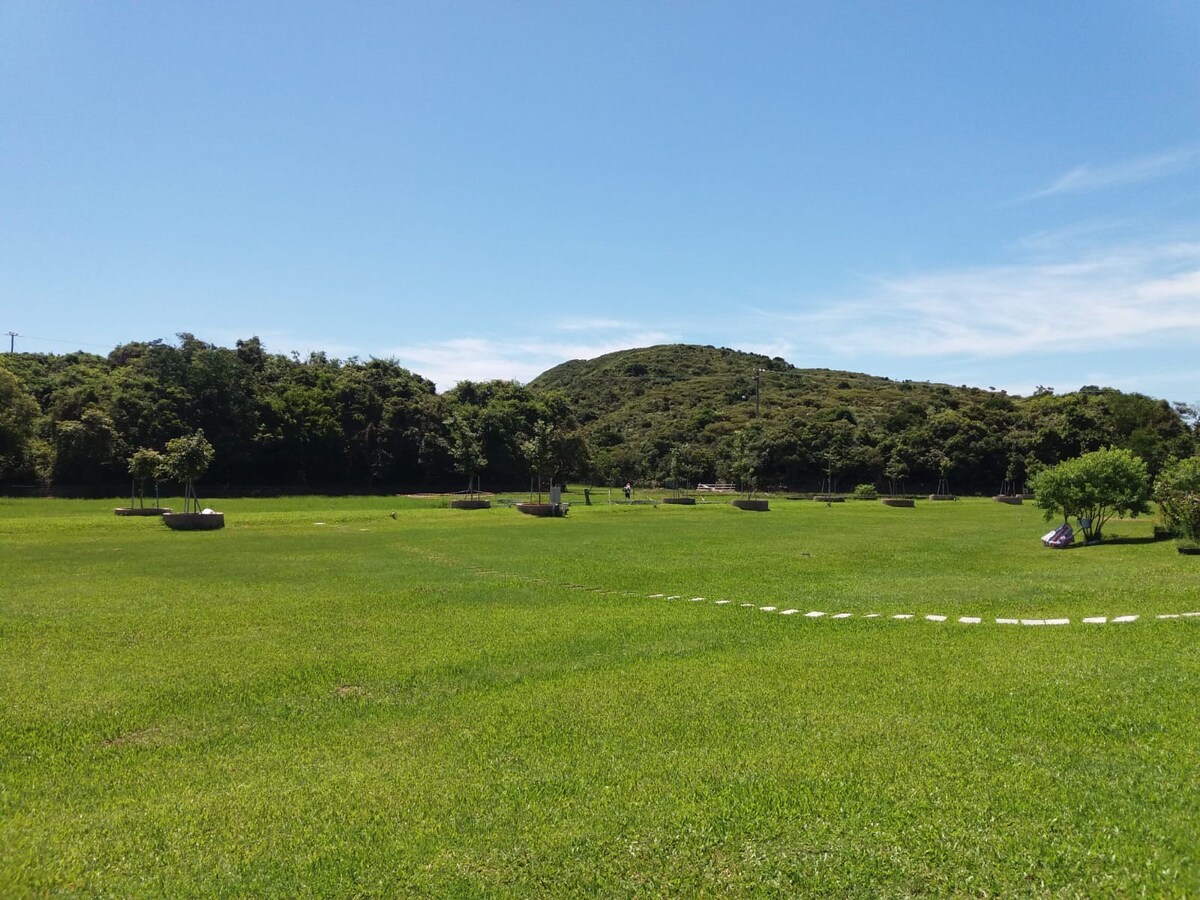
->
xmin=1 ymin=495 xmax=1197 ymax=895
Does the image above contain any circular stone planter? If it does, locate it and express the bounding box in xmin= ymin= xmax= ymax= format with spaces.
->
xmin=812 ymin=495 xmax=845 ymax=503
xmin=162 ymin=512 xmax=225 ymax=530
xmin=450 ymin=499 xmax=491 ymax=510
xmin=516 ymin=502 xmax=560 ymax=517
xmin=114 ymin=507 xmax=172 ymax=516
xmin=993 ymin=495 xmax=1023 ymax=505
xmin=662 ymin=497 xmax=696 ymax=505
xmin=1177 ymin=545 xmax=1200 ymax=555
xmin=927 ymin=494 xmax=956 ymax=501
xmin=880 ymin=498 xmax=915 ymax=507
xmin=731 ymin=498 xmax=770 ymax=511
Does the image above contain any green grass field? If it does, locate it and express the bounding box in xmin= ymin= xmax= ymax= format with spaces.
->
xmin=2 ymin=494 xmax=1198 ymax=897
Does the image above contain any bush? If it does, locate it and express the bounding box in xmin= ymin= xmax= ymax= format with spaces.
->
xmin=1031 ymin=447 xmax=1150 ymax=543
xmin=1155 ymin=457 xmax=1200 ymax=540
xmin=852 ymin=483 xmax=878 ymax=500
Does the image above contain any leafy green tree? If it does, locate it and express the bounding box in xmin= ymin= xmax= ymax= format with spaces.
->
xmin=1154 ymin=457 xmax=1200 ymax=540
xmin=1031 ymin=447 xmax=1150 ymax=543
xmin=522 ymin=419 xmax=555 ymax=502
xmin=128 ymin=448 xmax=164 ymax=509
xmin=53 ymin=408 xmax=120 ymax=484
xmin=162 ymin=431 xmax=215 ymax=514
xmin=446 ymin=414 xmax=487 ymax=497
xmin=884 ymin=454 xmax=908 ymax=497
xmin=728 ymin=427 xmax=763 ymax=497
xmin=0 ymin=364 xmax=40 ymax=480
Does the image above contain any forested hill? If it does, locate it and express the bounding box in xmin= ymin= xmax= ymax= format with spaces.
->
xmin=531 ymin=344 xmax=1196 ymax=492
xmin=0 ymin=338 xmax=1195 ymax=493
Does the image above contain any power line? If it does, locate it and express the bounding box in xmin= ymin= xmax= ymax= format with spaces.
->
xmin=3 ymin=332 xmax=113 ymax=353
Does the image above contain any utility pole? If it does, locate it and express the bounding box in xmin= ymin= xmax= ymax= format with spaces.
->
xmin=5 ymin=331 xmax=16 ymax=353
xmin=753 ymin=368 xmax=765 ymax=417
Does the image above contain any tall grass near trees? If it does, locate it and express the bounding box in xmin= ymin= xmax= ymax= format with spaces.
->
xmin=1 ymin=496 xmax=1197 ymax=895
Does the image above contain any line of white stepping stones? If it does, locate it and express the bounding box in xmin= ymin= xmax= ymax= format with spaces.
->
xmin=645 ymin=594 xmax=1200 ymax=626
xmin=441 ymin=556 xmax=1198 ymax=627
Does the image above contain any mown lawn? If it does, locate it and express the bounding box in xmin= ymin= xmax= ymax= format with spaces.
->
xmin=1 ymin=495 xmax=1198 ymax=896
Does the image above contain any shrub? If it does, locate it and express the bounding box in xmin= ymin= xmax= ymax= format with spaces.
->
xmin=852 ymin=483 xmax=878 ymax=500
xmin=1031 ymin=447 xmax=1150 ymax=543
xmin=1154 ymin=457 xmax=1200 ymax=540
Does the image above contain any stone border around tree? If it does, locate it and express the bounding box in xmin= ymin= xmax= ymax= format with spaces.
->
xmin=114 ymin=507 xmax=172 ymax=516
xmin=662 ymin=497 xmax=696 ymax=505
xmin=880 ymin=498 xmax=915 ymax=508
xmin=450 ymin=499 xmax=491 ymax=510
xmin=517 ymin=503 xmax=560 ymax=517
xmin=731 ymin=499 xmax=769 ymax=511
xmin=162 ymin=512 xmax=225 ymax=530
xmin=993 ymin=495 xmax=1023 ymax=504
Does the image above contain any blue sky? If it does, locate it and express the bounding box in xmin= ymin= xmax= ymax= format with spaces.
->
xmin=2 ymin=1 xmax=1198 ymax=400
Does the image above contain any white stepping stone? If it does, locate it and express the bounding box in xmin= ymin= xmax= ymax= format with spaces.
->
xmin=666 ymin=596 xmax=682 ymax=600
xmin=715 ymin=600 xmax=732 ymax=605
xmin=1083 ymin=616 xmax=1107 ymax=624
xmin=832 ymin=613 xmax=853 ymax=619
xmin=805 ymin=611 xmax=826 ymax=618
xmin=313 ymin=522 xmax=326 ymax=526
xmin=1112 ymin=615 xmax=1139 ymax=623
xmin=1046 ymin=618 xmax=1070 ymax=625
xmin=1021 ymin=619 xmax=1047 ymax=626
xmin=996 ymin=618 xmax=1019 ymax=624
xmin=780 ymin=609 xmax=799 ymax=615
xmin=1183 ymin=612 xmax=1200 ymax=617
xmin=740 ymin=603 xmax=755 ymax=607
xmin=925 ymin=615 xmax=947 ymax=622
xmin=688 ymin=597 xmax=705 ymax=602
xmin=959 ymin=617 xmax=981 ymax=624
xmin=759 ymin=606 xmax=777 ymax=612
xmin=1157 ymin=614 xmax=1180 ymax=619
xmin=893 ymin=614 xmax=913 ymax=620
xmin=864 ymin=613 xmax=880 ymax=618
xmin=648 ymin=594 xmax=665 ymax=598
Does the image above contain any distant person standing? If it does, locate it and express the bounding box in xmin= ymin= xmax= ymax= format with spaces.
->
xmin=623 ymin=481 xmax=632 ymax=499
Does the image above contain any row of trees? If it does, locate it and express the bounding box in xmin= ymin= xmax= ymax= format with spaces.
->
xmin=2 ymin=336 xmax=1197 ymax=493
xmin=0 ymin=336 xmax=589 ymax=491
xmin=586 ymin=391 xmax=1197 ymax=495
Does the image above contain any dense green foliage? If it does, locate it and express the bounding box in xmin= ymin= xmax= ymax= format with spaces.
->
xmin=1031 ymin=447 xmax=1152 ymax=542
xmin=534 ymin=344 xmax=1196 ymax=492
xmin=0 ymin=335 xmax=584 ymax=491
xmin=2 ymin=497 xmax=1198 ymax=895
xmin=1155 ymin=456 xmax=1200 ymax=540
xmin=2 ymin=339 xmax=1195 ymax=492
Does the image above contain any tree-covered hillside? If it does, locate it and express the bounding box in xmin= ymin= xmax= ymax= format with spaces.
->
xmin=532 ymin=344 xmax=1197 ymax=493
xmin=0 ymin=335 xmax=572 ymax=491
xmin=1 ymin=339 xmax=1195 ymax=493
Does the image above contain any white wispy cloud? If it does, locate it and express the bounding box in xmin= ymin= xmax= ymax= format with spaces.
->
xmin=388 ymin=329 xmax=677 ymax=391
xmin=774 ymin=240 xmax=1200 ymax=361
xmin=1030 ymin=146 xmax=1200 ymax=199
xmin=553 ymin=317 xmax=636 ymax=331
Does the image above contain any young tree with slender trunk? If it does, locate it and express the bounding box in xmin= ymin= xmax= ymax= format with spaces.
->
xmin=162 ymin=431 xmax=215 ymax=514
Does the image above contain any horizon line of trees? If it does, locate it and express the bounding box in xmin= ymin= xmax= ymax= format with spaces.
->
xmin=1 ymin=334 xmax=1196 ymax=494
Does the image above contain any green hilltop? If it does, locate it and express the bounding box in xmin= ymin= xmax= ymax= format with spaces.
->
xmin=530 ymin=343 xmax=1195 ymax=492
